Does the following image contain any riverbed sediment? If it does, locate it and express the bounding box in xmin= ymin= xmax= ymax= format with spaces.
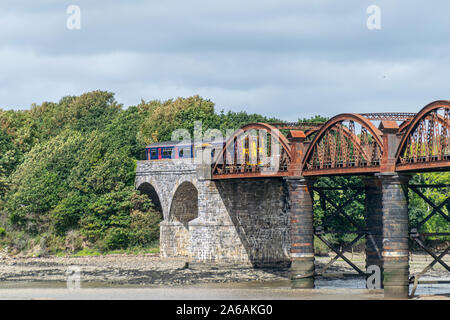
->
xmin=0 ymin=252 xmax=448 ymax=287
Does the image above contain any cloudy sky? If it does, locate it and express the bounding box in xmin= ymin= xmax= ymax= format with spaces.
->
xmin=0 ymin=1 xmax=449 ymax=120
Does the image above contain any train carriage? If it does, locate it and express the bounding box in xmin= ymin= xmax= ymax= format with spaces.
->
xmin=145 ymin=139 xmax=225 ymax=161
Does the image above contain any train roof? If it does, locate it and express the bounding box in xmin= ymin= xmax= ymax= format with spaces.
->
xmin=146 ymin=138 xmax=226 ymax=148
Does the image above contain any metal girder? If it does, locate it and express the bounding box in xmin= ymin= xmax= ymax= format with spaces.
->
xmin=360 ymin=112 xmax=416 ymax=121
xmin=395 ymin=101 xmax=450 ymax=170
xmin=301 ymin=113 xmax=384 ymax=175
xmin=211 ymin=123 xmax=293 ymax=179
xmin=209 ymin=100 xmax=450 ymax=179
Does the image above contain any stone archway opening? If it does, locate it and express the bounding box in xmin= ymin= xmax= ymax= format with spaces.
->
xmin=137 ymin=182 xmax=163 ymax=218
xmin=169 ymin=181 xmax=199 ymax=227
xmin=165 ymin=181 xmax=199 ymax=257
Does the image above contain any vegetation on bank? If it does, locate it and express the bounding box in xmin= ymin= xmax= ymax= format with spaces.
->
xmin=0 ymin=91 xmax=282 ymax=255
xmin=0 ymin=90 xmax=447 ymax=256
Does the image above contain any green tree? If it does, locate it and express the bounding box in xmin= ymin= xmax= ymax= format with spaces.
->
xmin=138 ymin=95 xmax=282 ymax=144
xmin=408 ymin=172 xmax=449 ymax=236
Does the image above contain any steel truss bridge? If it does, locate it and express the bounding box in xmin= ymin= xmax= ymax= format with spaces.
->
xmin=209 ymin=100 xmax=449 ymax=298
xmin=212 ymin=100 xmax=449 ymax=179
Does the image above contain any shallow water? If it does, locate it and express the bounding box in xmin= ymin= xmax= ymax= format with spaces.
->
xmin=0 ymin=277 xmax=448 ymax=297
xmin=315 ymin=276 xmax=450 ymax=296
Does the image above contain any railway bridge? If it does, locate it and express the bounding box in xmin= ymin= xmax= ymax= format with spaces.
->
xmin=135 ymin=100 xmax=449 ymax=298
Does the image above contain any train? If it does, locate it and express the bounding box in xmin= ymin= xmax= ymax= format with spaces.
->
xmin=145 ymin=136 xmax=268 ymax=166
xmin=144 ymin=139 xmax=226 ymax=161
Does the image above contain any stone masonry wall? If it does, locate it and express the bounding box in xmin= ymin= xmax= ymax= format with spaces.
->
xmin=135 ymin=160 xmax=291 ymax=266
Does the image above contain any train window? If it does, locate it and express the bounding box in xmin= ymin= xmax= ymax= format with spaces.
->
xmin=151 ymin=149 xmax=157 ymax=158
xmin=179 ymin=147 xmax=191 ymax=158
xmin=162 ymin=148 xmax=173 ymax=158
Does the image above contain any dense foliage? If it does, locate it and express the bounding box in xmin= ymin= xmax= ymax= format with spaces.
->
xmin=0 ymin=91 xmax=282 ymax=255
xmin=0 ymin=90 xmax=447 ymax=256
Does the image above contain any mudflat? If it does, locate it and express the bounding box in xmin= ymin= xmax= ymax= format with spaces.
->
xmin=0 ymin=252 xmax=448 ymax=295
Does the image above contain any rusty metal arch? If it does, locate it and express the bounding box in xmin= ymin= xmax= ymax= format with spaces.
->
xmin=395 ymin=100 xmax=450 ymax=169
xmin=305 ymin=125 xmax=371 ymax=159
xmin=211 ymin=122 xmax=292 ymax=177
xmin=305 ymin=128 xmax=320 ymax=138
xmin=399 ymin=119 xmax=413 ymax=133
xmin=398 ymin=110 xmax=448 ymax=134
xmin=302 ymin=113 xmax=384 ymax=173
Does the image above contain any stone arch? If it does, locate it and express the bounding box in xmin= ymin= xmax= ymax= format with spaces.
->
xmin=169 ymin=181 xmax=199 ymax=226
xmin=137 ymin=182 xmax=163 ymax=218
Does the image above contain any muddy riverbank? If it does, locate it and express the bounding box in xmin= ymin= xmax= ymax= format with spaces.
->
xmin=0 ymin=252 xmax=448 ymax=287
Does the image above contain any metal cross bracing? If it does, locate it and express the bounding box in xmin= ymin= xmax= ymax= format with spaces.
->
xmin=407 ymin=184 xmax=450 ymax=297
xmin=311 ymin=183 xmax=371 ymax=279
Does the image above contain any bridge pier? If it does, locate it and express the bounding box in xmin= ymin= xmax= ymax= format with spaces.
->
xmin=364 ymin=177 xmax=384 ymax=287
xmin=286 ymin=177 xmax=315 ymax=289
xmin=376 ymin=172 xmax=411 ymax=299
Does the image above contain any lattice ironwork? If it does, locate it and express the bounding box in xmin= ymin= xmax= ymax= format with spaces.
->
xmin=360 ymin=112 xmax=416 ymax=121
xmin=269 ymin=122 xmax=324 ymax=131
xmin=302 ymin=114 xmax=383 ymax=175
xmin=312 ymin=185 xmax=369 ymax=278
xmin=408 ymin=184 xmax=450 ymax=297
xmin=209 ymin=100 xmax=450 ymax=179
xmin=397 ymin=101 xmax=450 ymax=171
xmin=212 ymin=123 xmax=292 ymax=179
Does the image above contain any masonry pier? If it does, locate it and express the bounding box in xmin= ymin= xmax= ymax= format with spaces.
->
xmin=377 ymin=173 xmax=411 ymax=299
xmin=286 ymin=177 xmax=315 ymax=288
xmin=364 ymin=177 xmax=384 ymax=287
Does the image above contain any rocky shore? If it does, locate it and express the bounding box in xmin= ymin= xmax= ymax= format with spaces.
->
xmin=0 ymin=252 xmax=448 ymax=288
xmin=0 ymin=254 xmax=288 ymax=286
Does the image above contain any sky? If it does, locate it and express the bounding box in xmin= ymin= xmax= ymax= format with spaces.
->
xmin=0 ymin=0 xmax=449 ymax=120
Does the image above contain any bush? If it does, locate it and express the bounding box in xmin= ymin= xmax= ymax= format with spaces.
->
xmin=314 ymin=236 xmax=330 ymax=257
xmin=65 ymin=229 xmax=84 ymax=253
xmin=74 ymin=248 xmax=101 ymax=257
xmin=103 ymin=227 xmax=130 ymax=251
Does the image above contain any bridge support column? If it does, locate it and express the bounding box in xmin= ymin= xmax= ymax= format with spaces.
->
xmin=286 ymin=177 xmax=315 ymax=289
xmin=363 ymin=177 xmax=384 ymax=287
xmin=376 ymin=173 xmax=411 ymax=299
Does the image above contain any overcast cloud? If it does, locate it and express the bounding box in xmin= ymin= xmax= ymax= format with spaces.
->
xmin=0 ymin=0 xmax=449 ymax=120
